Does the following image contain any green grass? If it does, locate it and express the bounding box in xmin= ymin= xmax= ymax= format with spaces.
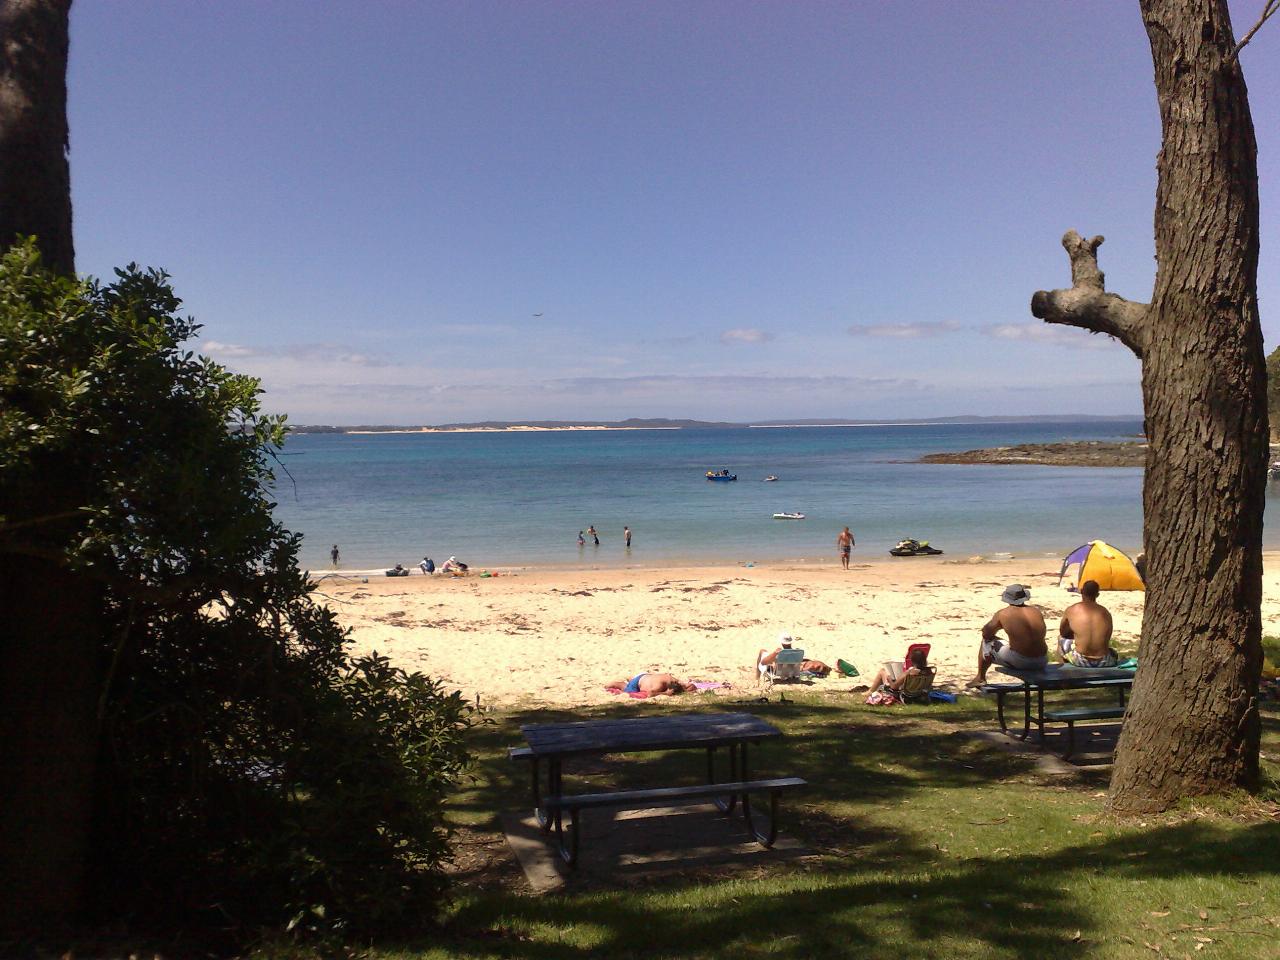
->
xmin=311 ymin=693 xmax=1280 ymax=959
xmin=1264 ymin=635 xmax=1280 ymax=674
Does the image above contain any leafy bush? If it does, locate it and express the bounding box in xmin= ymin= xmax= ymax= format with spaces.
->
xmin=0 ymin=240 xmax=472 ymax=937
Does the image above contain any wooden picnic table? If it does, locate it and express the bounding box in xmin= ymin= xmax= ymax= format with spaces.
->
xmin=511 ymin=712 xmax=804 ymax=865
xmin=985 ymin=664 xmax=1134 ymax=744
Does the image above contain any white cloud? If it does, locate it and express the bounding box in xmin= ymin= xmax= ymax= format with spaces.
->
xmin=719 ymin=328 xmax=774 ymax=345
xmin=847 ymin=320 xmax=960 ymax=339
xmin=201 ymin=340 xmax=389 ymax=366
xmin=983 ymin=322 xmax=1116 ymax=350
xmin=202 ymin=340 xmax=256 ymax=358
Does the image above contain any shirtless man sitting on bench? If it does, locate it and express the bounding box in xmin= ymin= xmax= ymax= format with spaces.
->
xmin=1057 ymin=579 xmax=1118 ymax=667
xmin=967 ymin=583 xmax=1048 ymax=687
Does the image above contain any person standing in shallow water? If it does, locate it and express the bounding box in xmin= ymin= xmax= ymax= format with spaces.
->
xmin=836 ymin=526 xmax=854 ymax=570
xmin=587 ymin=525 xmax=599 ymax=546
xmin=330 ymin=544 xmax=340 ymax=568
xmin=624 ymin=526 xmax=632 ymax=548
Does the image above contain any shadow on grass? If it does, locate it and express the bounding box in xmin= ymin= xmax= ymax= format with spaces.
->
xmin=422 ymin=819 xmax=1280 ymax=960
xmin=425 ymin=694 xmax=1280 ymax=956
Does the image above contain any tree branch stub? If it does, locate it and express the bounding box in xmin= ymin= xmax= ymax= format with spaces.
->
xmin=1031 ymin=230 xmax=1149 ymax=358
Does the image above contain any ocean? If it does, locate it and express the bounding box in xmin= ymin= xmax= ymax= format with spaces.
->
xmin=266 ymin=419 xmax=1244 ymax=572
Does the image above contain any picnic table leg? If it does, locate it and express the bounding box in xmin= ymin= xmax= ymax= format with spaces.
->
xmin=707 ymin=745 xmax=739 ymax=814
xmin=553 ymin=801 xmax=579 ymax=867
xmin=530 ymin=756 xmax=551 ymax=831
xmin=742 ymin=789 xmax=781 ymax=848
xmin=541 ymin=760 xmax=562 ymax=836
xmin=1035 ymin=688 xmax=1046 ymax=742
xmin=995 ymin=689 xmax=1008 ymax=735
xmin=739 ymin=742 xmax=780 ymax=849
xmin=1019 ymin=687 xmax=1032 ymax=740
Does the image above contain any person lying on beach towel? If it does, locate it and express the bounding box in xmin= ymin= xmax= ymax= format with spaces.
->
xmin=605 ymin=672 xmax=692 ymax=697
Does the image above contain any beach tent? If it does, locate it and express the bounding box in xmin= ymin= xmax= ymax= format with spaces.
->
xmin=1058 ymin=540 xmax=1145 ymax=592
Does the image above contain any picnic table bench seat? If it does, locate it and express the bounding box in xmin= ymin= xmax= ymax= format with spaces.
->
xmin=544 ymin=777 xmax=806 ymax=865
xmin=1042 ymin=705 xmax=1127 ymax=757
xmin=983 ymin=666 xmax=1134 ymax=753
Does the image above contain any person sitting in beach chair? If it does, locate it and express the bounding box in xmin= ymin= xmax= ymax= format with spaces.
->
xmin=865 ymin=645 xmax=935 ymax=704
xmin=384 ymin=563 xmax=409 ymax=577
xmin=605 ymin=672 xmax=692 ymax=696
xmin=756 ymin=634 xmax=831 ymax=683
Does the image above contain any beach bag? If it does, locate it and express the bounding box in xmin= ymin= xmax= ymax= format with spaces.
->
xmin=865 ymin=689 xmax=900 ymax=706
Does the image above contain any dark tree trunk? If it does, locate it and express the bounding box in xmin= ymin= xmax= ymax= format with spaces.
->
xmin=1032 ymin=0 xmax=1265 ymax=813
xmin=0 ymin=0 xmax=73 ymax=272
xmin=0 ymin=0 xmax=98 ymax=935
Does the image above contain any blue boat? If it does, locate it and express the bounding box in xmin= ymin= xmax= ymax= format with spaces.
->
xmin=705 ymin=470 xmax=737 ymax=482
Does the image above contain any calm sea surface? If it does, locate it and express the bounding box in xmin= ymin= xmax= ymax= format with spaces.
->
xmin=268 ymin=420 xmax=1273 ymax=572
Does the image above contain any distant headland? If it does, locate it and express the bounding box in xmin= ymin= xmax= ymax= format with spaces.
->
xmin=288 ymin=414 xmax=1142 ymax=435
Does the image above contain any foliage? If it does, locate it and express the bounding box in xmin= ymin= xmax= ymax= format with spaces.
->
xmin=0 ymin=240 xmax=472 ymax=937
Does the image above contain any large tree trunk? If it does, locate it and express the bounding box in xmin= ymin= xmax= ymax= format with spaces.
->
xmin=1032 ymin=0 xmax=1265 ymax=813
xmin=0 ymin=0 xmax=74 ymax=271
xmin=0 ymin=0 xmax=98 ymax=935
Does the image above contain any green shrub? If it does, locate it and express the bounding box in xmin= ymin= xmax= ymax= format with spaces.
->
xmin=0 ymin=240 xmax=471 ymax=938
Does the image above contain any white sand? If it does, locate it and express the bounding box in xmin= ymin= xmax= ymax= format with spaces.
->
xmin=312 ymin=554 xmax=1280 ymax=708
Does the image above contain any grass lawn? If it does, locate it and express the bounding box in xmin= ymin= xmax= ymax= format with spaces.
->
xmin=358 ymin=690 xmax=1278 ymax=960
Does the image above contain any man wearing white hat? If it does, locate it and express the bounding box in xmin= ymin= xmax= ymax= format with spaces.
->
xmin=967 ymin=583 xmax=1048 ymax=687
xmin=756 ymin=632 xmax=831 ymax=678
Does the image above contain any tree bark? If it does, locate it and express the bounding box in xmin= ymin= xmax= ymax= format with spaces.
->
xmin=1032 ymin=0 xmax=1265 ymax=813
xmin=0 ymin=0 xmax=74 ymax=272
xmin=0 ymin=0 xmax=97 ymax=935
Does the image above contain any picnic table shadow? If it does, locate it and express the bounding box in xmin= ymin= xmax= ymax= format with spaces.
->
xmin=424 ymin=816 xmax=1280 ymax=960
xmin=428 ymin=697 xmax=1279 ymax=957
xmin=443 ymin=698 xmax=1053 ymax=894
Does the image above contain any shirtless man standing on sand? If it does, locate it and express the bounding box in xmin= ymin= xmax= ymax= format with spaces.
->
xmin=837 ymin=526 xmax=854 ymax=570
xmin=967 ymin=583 xmax=1048 ymax=687
xmin=1058 ymin=579 xmax=1118 ymax=667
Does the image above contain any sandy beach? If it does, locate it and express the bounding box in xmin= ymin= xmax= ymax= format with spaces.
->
xmin=309 ymin=553 xmax=1280 ymax=709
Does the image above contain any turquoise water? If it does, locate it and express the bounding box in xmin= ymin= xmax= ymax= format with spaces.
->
xmin=269 ymin=420 xmax=1201 ymax=571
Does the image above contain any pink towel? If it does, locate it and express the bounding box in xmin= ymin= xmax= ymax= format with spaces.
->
xmin=605 ymin=688 xmax=651 ymax=699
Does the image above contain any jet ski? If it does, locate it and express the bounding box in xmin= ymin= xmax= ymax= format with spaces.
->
xmin=889 ymin=538 xmax=943 ymax=557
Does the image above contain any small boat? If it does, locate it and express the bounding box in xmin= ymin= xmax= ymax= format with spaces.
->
xmin=772 ymin=512 xmax=805 ymax=520
xmin=706 ymin=469 xmax=737 ymax=482
xmin=764 ymin=475 xmax=778 ymax=482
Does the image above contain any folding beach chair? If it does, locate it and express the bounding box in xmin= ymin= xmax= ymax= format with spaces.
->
xmin=761 ymin=648 xmax=806 ymax=687
xmin=897 ymin=665 xmax=937 ymax=704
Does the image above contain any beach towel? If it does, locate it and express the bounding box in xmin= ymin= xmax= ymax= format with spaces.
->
xmin=605 ymin=687 xmax=651 ymax=699
xmin=692 ymin=681 xmax=731 ymax=691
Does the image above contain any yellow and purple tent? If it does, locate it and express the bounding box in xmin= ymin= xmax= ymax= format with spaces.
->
xmin=1057 ymin=540 xmax=1145 ymax=592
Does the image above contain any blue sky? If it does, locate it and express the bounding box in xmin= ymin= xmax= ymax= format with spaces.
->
xmin=67 ymin=1 xmax=1279 ymax=424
